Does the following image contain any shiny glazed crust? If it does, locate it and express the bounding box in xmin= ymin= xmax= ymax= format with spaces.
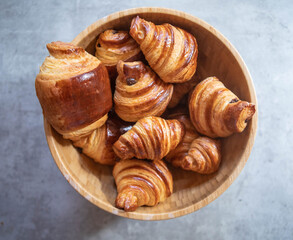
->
xmin=168 ymin=72 xmax=201 ymax=108
xmin=113 ymin=159 xmax=173 ymax=211
xmin=165 ymin=113 xmax=199 ymax=167
xmin=114 ymin=61 xmax=173 ymax=122
xmin=35 ymin=41 xmax=112 ymax=134
xmin=73 ymin=112 xmax=133 ymax=165
xmin=189 ymin=77 xmax=255 ymax=138
xmin=183 ymin=137 xmax=221 ymax=174
xmin=95 ymin=30 xmax=144 ymax=81
xmin=113 ymin=116 xmax=185 ymax=161
xmin=130 ymin=16 xmax=198 ymax=83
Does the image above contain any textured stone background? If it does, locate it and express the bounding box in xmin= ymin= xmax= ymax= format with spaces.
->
xmin=0 ymin=0 xmax=292 ymax=239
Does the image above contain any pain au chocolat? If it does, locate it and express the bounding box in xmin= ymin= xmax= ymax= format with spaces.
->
xmin=35 ymin=41 xmax=112 ymax=164
xmin=130 ymin=16 xmax=198 ymax=83
xmin=114 ymin=61 xmax=173 ymax=122
xmin=189 ymin=77 xmax=255 ymax=138
xmin=95 ymin=30 xmax=144 ymax=83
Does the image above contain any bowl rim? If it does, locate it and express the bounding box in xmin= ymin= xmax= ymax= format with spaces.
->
xmin=44 ymin=7 xmax=258 ymax=220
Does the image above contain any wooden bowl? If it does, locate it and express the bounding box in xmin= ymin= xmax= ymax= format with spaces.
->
xmin=44 ymin=7 xmax=257 ymax=220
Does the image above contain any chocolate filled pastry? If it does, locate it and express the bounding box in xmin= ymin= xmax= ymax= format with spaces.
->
xmin=113 ymin=159 xmax=173 ymax=211
xmin=35 ymin=41 xmax=112 ymax=164
xmin=168 ymin=72 xmax=201 ymax=108
xmin=73 ymin=111 xmax=133 ymax=165
xmin=165 ymin=113 xmax=221 ymax=174
xmin=95 ymin=30 xmax=144 ymax=83
xmin=130 ymin=16 xmax=198 ymax=83
xmin=113 ymin=116 xmax=185 ymax=161
xmin=114 ymin=61 xmax=173 ymax=122
xmin=189 ymin=77 xmax=256 ymax=138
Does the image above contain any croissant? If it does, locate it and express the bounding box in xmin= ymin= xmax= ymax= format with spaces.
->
xmin=130 ymin=16 xmax=198 ymax=83
xmin=114 ymin=61 xmax=173 ymax=122
xmin=168 ymin=72 xmax=201 ymax=108
xmin=165 ymin=113 xmax=199 ymax=167
xmin=183 ymin=137 xmax=221 ymax=174
xmin=73 ymin=111 xmax=133 ymax=165
xmin=95 ymin=30 xmax=144 ymax=84
xmin=113 ymin=159 xmax=173 ymax=211
xmin=35 ymin=41 xmax=112 ymax=164
xmin=189 ymin=77 xmax=256 ymax=138
xmin=113 ymin=116 xmax=185 ymax=161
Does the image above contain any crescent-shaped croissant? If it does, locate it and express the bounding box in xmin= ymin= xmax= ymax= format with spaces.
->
xmin=113 ymin=159 xmax=173 ymax=211
xmin=114 ymin=61 xmax=173 ymax=122
xmin=189 ymin=77 xmax=256 ymax=138
xmin=130 ymin=16 xmax=198 ymax=83
xmin=113 ymin=116 xmax=185 ymax=161
xmin=73 ymin=111 xmax=133 ymax=165
xmin=95 ymin=30 xmax=144 ymax=83
xmin=183 ymin=137 xmax=221 ymax=174
xmin=35 ymin=41 xmax=113 ymax=164
xmin=165 ymin=113 xmax=200 ymax=167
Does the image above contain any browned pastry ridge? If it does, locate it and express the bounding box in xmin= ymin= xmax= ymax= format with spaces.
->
xmin=95 ymin=30 xmax=144 ymax=82
xmin=168 ymin=72 xmax=201 ymax=108
xmin=113 ymin=159 xmax=173 ymax=211
xmin=165 ymin=113 xmax=221 ymax=174
xmin=165 ymin=113 xmax=200 ymax=167
xmin=130 ymin=16 xmax=198 ymax=83
xmin=73 ymin=111 xmax=133 ymax=165
xmin=114 ymin=61 xmax=173 ymax=122
xmin=189 ymin=77 xmax=256 ymax=138
xmin=183 ymin=137 xmax=221 ymax=174
xmin=113 ymin=116 xmax=185 ymax=161
xmin=35 ymin=41 xmax=113 ymax=164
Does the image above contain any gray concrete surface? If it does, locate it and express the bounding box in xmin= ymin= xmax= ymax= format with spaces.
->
xmin=0 ymin=0 xmax=292 ymax=239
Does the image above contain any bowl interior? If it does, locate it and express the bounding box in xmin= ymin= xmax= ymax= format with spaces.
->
xmin=44 ymin=8 xmax=257 ymax=220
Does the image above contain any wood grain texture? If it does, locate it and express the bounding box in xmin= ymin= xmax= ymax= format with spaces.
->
xmin=44 ymin=7 xmax=258 ymax=220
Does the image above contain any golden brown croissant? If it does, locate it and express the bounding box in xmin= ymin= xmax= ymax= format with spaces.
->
xmin=130 ymin=16 xmax=198 ymax=83
xmin=35 ymin=41 xmax=112 ymax=164
xmin=165 ymin=113 xmax=199 ymax=167
xmin=95 ymin=30 xmax=144 ymax=82
xmin=189 ymin=77 xmax=256 ymax=138
xmin=113 ymin=116 xmax=185 ymax=161
xmin=113 ymin=159 xmax=173 ymax=211
xmin=183 ymin=137 xmax=221 ymax=174
xmin=168 ymin=72 xmax=201 ymax=108
xmin=73 ymin=111 xmax=133 ymax=165
xmin=114 ymin=61 xmax=173 ymax=122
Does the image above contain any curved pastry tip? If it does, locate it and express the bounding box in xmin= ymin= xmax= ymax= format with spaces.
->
xmin=130 ymin=16 xmax=149 ymax=43
xmin=99 ymin=30 xmax=129 ymax=44
xmin=225 ymin=101 xmax=256 ymax=133
xmin=182 ymin=156 xmax=194 ymax=170
xmin=116 ymin=60 xmax=125 ymax=75
xmin=117 ymin=60 xmax=146 ymax=83
xmin=130 ymin=16 xmax=141 ymax=33
xmin=115 ymin=191 xmax=139 ymax=212
xmin=46 ymin=41 xmax=84 ymax=58
xmin=113 ymin=140 xmax=134 ymax=159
